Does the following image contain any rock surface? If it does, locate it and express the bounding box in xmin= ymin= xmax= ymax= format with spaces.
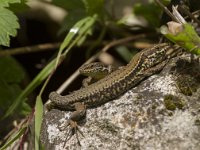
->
xmin=41 ymin=54 xmax=200 ymax=150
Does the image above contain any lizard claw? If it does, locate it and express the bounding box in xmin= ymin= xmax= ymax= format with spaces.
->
xmin=61 ymin=119 xmax=84 ymax=147
xmin=59 ymin=103 xmax=86 ymax=147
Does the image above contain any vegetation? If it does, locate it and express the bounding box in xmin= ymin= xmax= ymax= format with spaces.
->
xmin=0 ymin=0 xmax=199 ymax=149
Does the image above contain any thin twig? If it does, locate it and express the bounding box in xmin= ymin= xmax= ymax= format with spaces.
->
xmin=0 ymin=42 xmax=60 ymax=57
xmin=191 ymin=10 xmax=200 ymax=17
xmin=179 ymin=5 xmax=200 ymax=26
xmin=155 ymin=0 xmax=179 ymax=22
xmin=56 ymin=34 xmax=146 ymax=94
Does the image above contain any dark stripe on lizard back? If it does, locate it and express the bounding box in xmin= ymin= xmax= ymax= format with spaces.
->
xmin=49 ymin=43 xmax=181 ymax=110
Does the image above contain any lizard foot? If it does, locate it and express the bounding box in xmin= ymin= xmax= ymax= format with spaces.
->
xmin=59 ymin=119 xmax=84 ymax=147
xmin=61 ymin=102 xmax=86 ymax=146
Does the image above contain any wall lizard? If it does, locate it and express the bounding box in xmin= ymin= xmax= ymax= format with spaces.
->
xmin=47 ymin=43 xmax=182 ymax=141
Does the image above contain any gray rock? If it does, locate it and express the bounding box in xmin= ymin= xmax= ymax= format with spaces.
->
xmin=41 ymin=54 xmax=200 ymax=150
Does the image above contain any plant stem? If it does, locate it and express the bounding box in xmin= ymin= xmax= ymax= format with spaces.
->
xmin=0 ymin=43 xmax=60 ymax=57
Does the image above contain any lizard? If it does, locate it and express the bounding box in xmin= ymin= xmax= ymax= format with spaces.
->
xmin=47 ymin=43 xmax=182 ymax=143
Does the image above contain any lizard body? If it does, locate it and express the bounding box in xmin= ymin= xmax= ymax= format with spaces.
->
xmin=48 ymin=43 xmax=181 ymax=110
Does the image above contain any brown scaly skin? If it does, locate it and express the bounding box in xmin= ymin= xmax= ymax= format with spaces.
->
xmin=48 ymin=43 xmax=182 ymax=111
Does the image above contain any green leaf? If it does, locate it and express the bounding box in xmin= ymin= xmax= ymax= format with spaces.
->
xmin=0 ymin=126 xmax=26 ymax=150
xmin=3 ymin=58 xmax=56 ymax=119
xmin=35 ymin=96 xmax=43 ymax=150
xmin=52 ymin=0 xmax=86 ymax=33
xmin=0 ymin=0 xmax=21 ymax=7
xmin=161 ymin=23 xmax=200 ymax=55
xmin=60 ymin=15 xmax=97 ymax=53
xmin=58 ymin=9 xmax=86 ymax=34
xmin=133 ymin=2 xmax=162 ymax=27
xmin=52 ymin=0 xmax=84 ymax=10
xmin=82 ymin=0 xmax=104 ymax=16
xmin=0 ymin=0 xmax=23 ymax=46
xmin=59 ymin=16 xmax=91 ymax=52
xmin=54 ymin=0 xmax=103 ymax=34
xmin=115 ymin=46 xmax=133 ymax=62
xmin=53 ymin=0 xmax=86 ymax=34
xmin=74 ymin=16 xmax=95 ymax=46
xmin=20 ymin=101 xmax=32 ymax=116
xmin=0 ymin=7 xmax=19 ymax=46
xmin=0 ymin=57 xmax=25 ymax=114
xmin=0 ymin=57 xmax=24 ymax=83
xmin=56 ymin=15 xmax=97 ymax=66
xmin=9 ymin=0 xmax=29 ymax=13
xmin=0 ymin=81 xmax=22 ymax=113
